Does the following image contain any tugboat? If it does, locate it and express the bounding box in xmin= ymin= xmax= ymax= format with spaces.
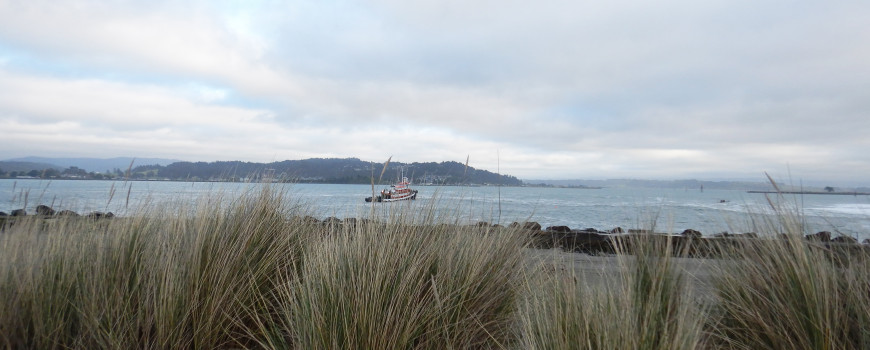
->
xmin=365 ymin=177 xmax=418 ymax=202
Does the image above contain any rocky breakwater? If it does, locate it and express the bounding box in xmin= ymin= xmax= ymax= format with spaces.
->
xmin=509 ymin=221 xmax=870 ymax=259
xmin=0 ymin=205 xmax=115 ymax=231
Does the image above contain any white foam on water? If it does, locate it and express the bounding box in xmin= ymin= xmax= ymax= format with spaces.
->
xmin=806 ymin=203 xmax=870 ymax=216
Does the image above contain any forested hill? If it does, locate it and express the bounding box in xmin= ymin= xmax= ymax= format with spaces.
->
xmin=129 ymin=158 xmax=522 ymax=185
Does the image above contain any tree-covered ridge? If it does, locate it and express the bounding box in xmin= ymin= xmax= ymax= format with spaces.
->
xmin=127 ymin=158 xmax=522 ymax=185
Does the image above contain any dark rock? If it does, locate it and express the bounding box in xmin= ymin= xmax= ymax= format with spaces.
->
xmin=36 ymin=205 xmax=56 ymax=216
xmin=863 ymin=239 xmax=870 ymax=245
xmin=476 ymin=221 xmax=491 ymax=227
xmin=57 ymin=210 xmax=79 ymax=217
xmin=323 ymin=216 xmax=342 ymax=226
xmin=546 ymin=225 xmax=571 ymax=233
xmin=562 ymin=231 xmax=615 ymax=254
xmin=712 ymin=232 xmax=731 ymax=238
xmin=0 ymin=211 xmax=6 ymax=216
xmin=86 ymin=211 xmax=106 ymax=219
xmin=343 ymin=217 xmax=357 ymax=226
xmin=741 ymin=232 xmax=758 ymax=238
xmin=832 ymin=235 xmax=858 ymax=244
xmin=302 ymin=216 xmax=320 ymax=224
xmin=582 ymin=228 xmax=599 ymax=233
xmin=522 ymin=222 xmax=542 ymax=231
xmin=610 ymin=227 xmax=624 ymax=234
xmin=11 ymin=209 xmax=26 ymax=217
xmin=86 ymin=211 xmax=113 ymax=219
xmin=681 ymin=229 xmax=702 ymax=238
xmin=806 ymin=231 xmax=832 ymax=242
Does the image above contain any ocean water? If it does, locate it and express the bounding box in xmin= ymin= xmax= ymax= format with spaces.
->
xmin=2 ymin=179 xmax=869 ymax=240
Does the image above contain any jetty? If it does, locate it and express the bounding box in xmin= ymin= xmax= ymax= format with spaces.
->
xmin=747 ymin=191 xmax=870 ymax=196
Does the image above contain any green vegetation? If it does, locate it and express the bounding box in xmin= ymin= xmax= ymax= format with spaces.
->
xmin=1 ymin=186 xmax=868 ymax=349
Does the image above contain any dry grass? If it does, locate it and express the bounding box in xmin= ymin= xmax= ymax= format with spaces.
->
xmin=519 ymin=235 xmax=706 ymax=350
xmin=1 ymin=184 xmax=869 ymax=349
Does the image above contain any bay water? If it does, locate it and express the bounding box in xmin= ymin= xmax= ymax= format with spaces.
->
xmin=3 ymin=179 xmax=869 ymax=240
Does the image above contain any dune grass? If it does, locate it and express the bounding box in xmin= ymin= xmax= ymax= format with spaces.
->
xmin=519 ymin=235 xmax=706 ymax=350
xmin=706 ymin=205 xmax=870 ymax=350
xmin=0 ymin=186 xmax=310 ymax=349
xmin=1 ymin=185 xmax=869 ymax=349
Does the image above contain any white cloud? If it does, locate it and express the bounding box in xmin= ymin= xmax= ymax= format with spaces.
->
xmin=1 ymin=0 xmax=869 ymax=184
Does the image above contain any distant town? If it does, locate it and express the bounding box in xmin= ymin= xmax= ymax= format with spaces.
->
xmin=2 ymin=157 xmax=867 ymax=193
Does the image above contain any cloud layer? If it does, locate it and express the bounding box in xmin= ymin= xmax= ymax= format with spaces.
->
xmin=1 ymin=0 xmax=869 ymax=184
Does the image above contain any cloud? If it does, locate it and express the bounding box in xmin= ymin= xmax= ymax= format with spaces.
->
xmin=1 ymin=0 xmax=869 ymax=184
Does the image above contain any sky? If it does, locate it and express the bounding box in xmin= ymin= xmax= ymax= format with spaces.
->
xmin=1 ymin=0 xmax=869 ymax=185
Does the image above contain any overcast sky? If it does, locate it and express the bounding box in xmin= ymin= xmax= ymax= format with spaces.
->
xmin=1 ymin=0 xmax=869 ymax=184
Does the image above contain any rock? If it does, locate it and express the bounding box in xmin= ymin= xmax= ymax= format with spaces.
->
xmin=610 ymin=227 xmax=624 ymax=234
xmin=681 ymin=229 xmax=702 ymax=238
xmin=546 ymin=225 xmax=571 ymax=233
xmin=581 ymin=228 xmax=599 ymax=233
xmin=57 ymin=210 xmax=79 ymax=217
xmin=0 ymin=211 xmax=6 ymax=216
xmin=86 ymin=211 xmax=114 ymax=220
xmin=322 ymin=216 xmax=342 ymax=226
xmin=832 ymin=235 xmax=858 ymax=244
xmin=863 ymin=239 xmax=870 ymax=245
xmin=562 ymin=231 xmax=615 ymax=254
xmin=522 ymin=221 xmax=542 ymax=231
xmin=36 ymin=205 xmax=56 ymax=216
xmin=11 ymin=209 xmax=26 ymax=217
xmin=806 ymin=231 xmax=832 ymax=242
xmin=343 ymin=217 xmax=357 ymax=226
xmin=476 ymin=221 xmax=491 ymax=227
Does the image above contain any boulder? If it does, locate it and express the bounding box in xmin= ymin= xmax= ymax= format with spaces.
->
xmin=806 ymin=231 xmax=832 ymax=242
xmin=322 ymin=216 xmax=342 ymax=226
xmin=610 ymin=227 xmax=624 ymax=234
xmin=546 ymin=225 xmax=572 ymax=233
xmin=681 ymin=229 xmax=702 ymax=238
xmin=86 ymin=211 xmax=114 ymax=220
xmin=0 ymin=211 xmax=6 ymax=216
xmin=57 ymin=210 xmax=79 ymax=217
xmin=36 ymin=205 xmax=56 ymax=216
xmin=302 ymin=216 xmax=320 ymax=224
xmin=343 ymin=217 xmax=358 ymax=226
xmin=832 ymin=235 xmax=858 ymax=244
xmin=11 ymin=209 xmax=26 ymax=217
xmin=522 ymin=221 xmax=542 ymax=231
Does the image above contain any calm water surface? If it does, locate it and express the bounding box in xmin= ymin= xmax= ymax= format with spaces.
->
xmin=3 ymin=179 xmax=869 ymax=240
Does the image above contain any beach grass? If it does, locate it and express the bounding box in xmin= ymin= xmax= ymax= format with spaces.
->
xmin=705 ymin=195 xmax=870 ymax=350
xmin=1 ymin=184 xmax=869 ymax=349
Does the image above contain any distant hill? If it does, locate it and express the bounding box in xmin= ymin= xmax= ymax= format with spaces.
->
xmin=4 ymin=157 xmax=180 ymax=173
xmin=129 ymin=158 xmax=523 ymax=185
xmin=0 ymin=161 xmax=62 ymax=173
